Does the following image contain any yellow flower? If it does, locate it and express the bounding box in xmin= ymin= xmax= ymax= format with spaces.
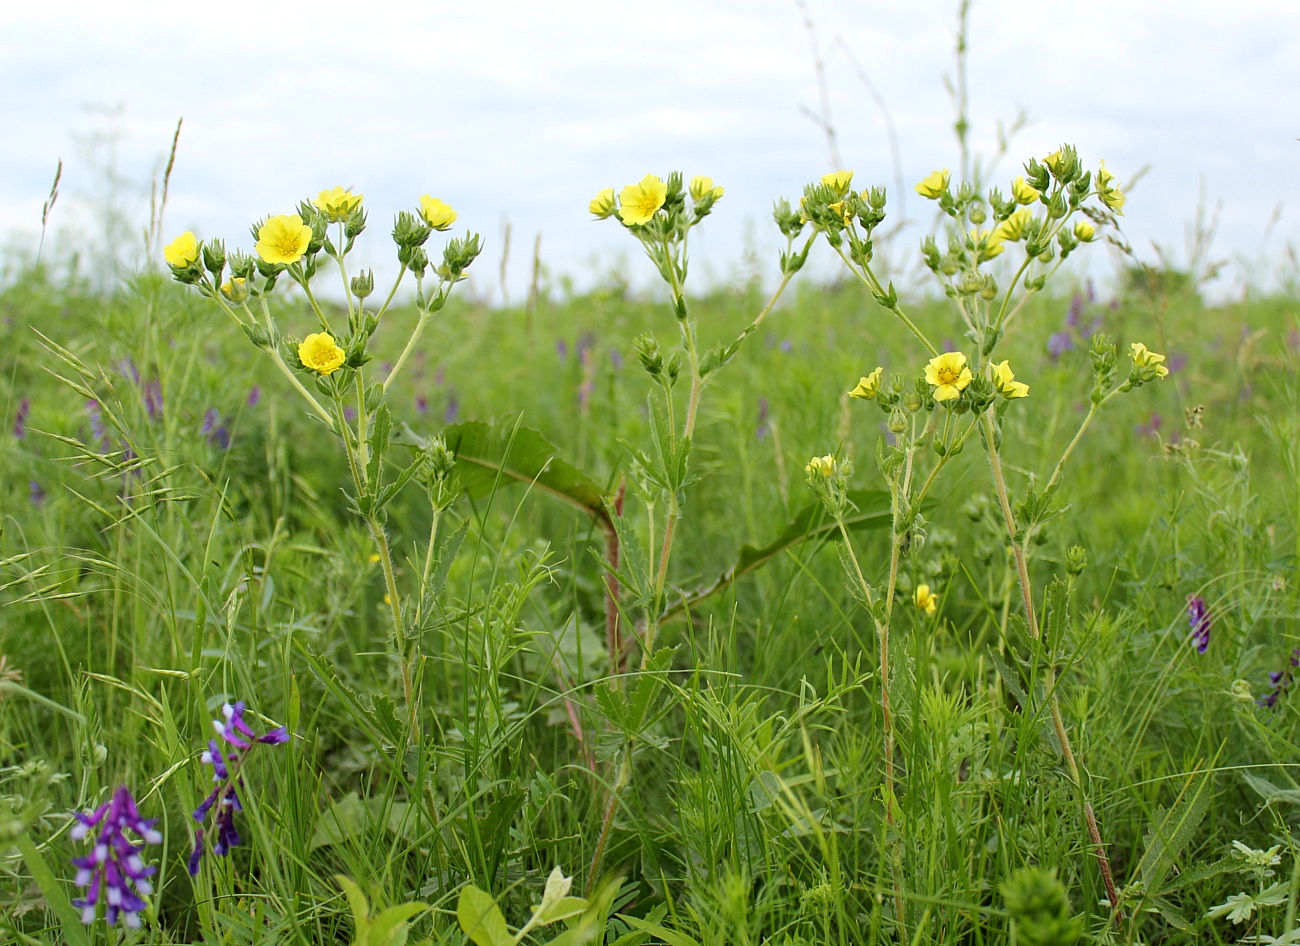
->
xmin=219 ymin=276 xmax=248 ymax=303
xmin=924 ymin=351 xmax=973 ymax=402
xmin=991 ymin=360 xmax=1029 ymax=399
xmin=313 ymin=186 xmax=363 ymax=222
xmin=914 ymin=583 xmax=938 ymax=615
xmin=256 ymin=214 xmax=313 ymax=265
xmin=589 ymin=187 xmax=616 ymax=218
xmin=1043 ymin=150 xmax=1064 ymax=175
xmin=1097 ymin=161 xmax=1125 ymax=215
xmin=1011 ymin=177 xmax=1039 ymax=204
xmin=970 ymin=228 xmax=1005 ymax=258
xmin=821 ymin=170 xmax=854 ymax=195
xmin=1073 ymin=220 xmax=1096 ymax=242
xmin=914 ymin=169 xmax=949 ymax=199
xmin=418 ymin=195 xmax=457 ymax=230
xmin=805 ymin=454 xmax=836 ymax=478
xmin=298 ymin=332 xmax=347 ymax=376
xmin=991 ymin=209 xmax=1034 ymax=245
xmin=689 ymin=176 xmax=724 ymax=201
xmin=617 ymin=174 xmax=667 ymax=226
xmin=850 ymin=367 xmax=884 ymax=400
xmin=164 ymin=231 xmax=199 ymax=268
xmin=368 ymin=553 xmax=381 ymax=563
xmin=1130 ymin=342 xmax=1169 ymax=378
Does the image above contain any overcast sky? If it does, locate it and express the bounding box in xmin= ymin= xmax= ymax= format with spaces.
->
xmin=3 ymin=0 xmax=1298 ymax=301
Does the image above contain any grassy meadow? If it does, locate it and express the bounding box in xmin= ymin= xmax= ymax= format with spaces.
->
xmin=3 ymin=171 xmax=1300 ymax=946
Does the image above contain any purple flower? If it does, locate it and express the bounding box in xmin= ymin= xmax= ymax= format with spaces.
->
xmin=756 ymin=397 xmax=770 ymax=442
xmin=117 ymin=357 xmax=140 ymax=386
xmin=609 ymin=347 xmax=623 ymax=370
xmin=189 ymin=702 xmax=288 ymax=875
xmin=143 ymin=379 xmax=163 ymax=421
xmin=13 ymin=398 xmax=29 ymax=439
xmin=247 ymin=385 xmax=262 ymax=407
xmin=343 ymin=406 xmax=357 ymax=423
xmin=30 ymin=480 xmax=46 ymax=507
xmin=1047 ymin=331 xmax=1075 ymax=361
xmin=1167 ymin=352 xmax=1188 ymax=375
xmin=556 ymin=338 xmax=568 ymax=359
xmin=86 ymin=400 xmax=109 ymax=451
xmin=200 ymin=409 xmax=231 ymax=449
xmin=1187 ymin=595 xmax=1211 ymax=653
xmin=779 ymin=339 xmax=794 ymax=354
xmin=70 ymin=786 xmax=161 ymax=928
xmin=1136 ymin=413 xmax=1162 ymax=437
xmin=444 ymin=394 xmax=460 ymax=425
xmin=415 ymin=393 xmax=428 ymax=414
xmin=1066 ymin=293 xmax=1084 ymax=328
xmin=1258 ymin=649 xmax=1300 ymax=709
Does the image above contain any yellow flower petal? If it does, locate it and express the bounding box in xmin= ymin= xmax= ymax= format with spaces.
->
xmin=418 ymin=195 xmax=457 ymax=230
xmin=256 ymin=214 xmax=313 ymax=265
xmin=617 ymin=174 xmax=667 ymax=226
xmin=298 ymin=332 xmax=347 ymax=376
xmin=914 ymin=169 xmax=949 ymax=199
xmin=164 ymin=231 xmax=199 ymax=268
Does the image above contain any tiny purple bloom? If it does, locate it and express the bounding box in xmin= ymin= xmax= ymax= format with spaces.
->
xmin=13 ymin=398 xmax=29 ymax=439
xmin=1136 ymin=413 xmax=1162 ymax=437
xmin=415 ymin=393 xmax=428 ymax=414
xmin=444 ymin=394 xmax=460 ymax=425
xmin=556 ymin=338 xmax=568 ymax=359
xmin=1066 ymin=293 xmax=1084 ymax=328
xmin=247 ymin=385 xmax=262 ymax=407
xmin=779 ymin=339 xmax=793 ymax=354
xmin=70 ymin=786 xmax=161 ymax=928
xmin=1047 ymin=332 xmax=1074 ymax=361
xmin=143 ymin=379 xmax=163 ymax=421
xmin=30 ymin=480 xmax=46 ymax=507
xmin=1167 ymin=352 xmax=1188 ymax=375
xmin=86 ymin=400 xmax=109 ymax=451
xmin=756 ymin=397 xmax=770 ymax=442
xmin=609 ymin=347 xmax=623 ymax=370
xmin=343 ymin=406 xmax=357 ymax=423
xmin=1187 ymin=595 xmax=1210 ymax=653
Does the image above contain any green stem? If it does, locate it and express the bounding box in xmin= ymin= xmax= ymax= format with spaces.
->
xmin=384 ymin=287 xmax=443 ymax=393
xmin=830 ymin=242 xmax=938 ymax=356
xmin=335 ymin=223 xmax=355 ymax=318
xmin=267 ymin=347 xmax=337 ymax=431
xmin=376 ymin=263 xmax=409 ymax=319
xmin=981 ymin=409 xmax=1122 ymax=922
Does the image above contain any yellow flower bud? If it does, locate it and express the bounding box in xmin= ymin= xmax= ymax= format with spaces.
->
xmin=992 ymin=209 xmax=1034 ymax=244
xmin=163 ymin=231 xmax=199 ymax=268
xmin=418 ymin=195 xmax=457 ymax=230
xmin=255 ymin=215 xmax=312 ymax=265
xmin=821 ymin=170 xmax=854 ymax=195
xmin=688 ymin=176 xmax=723 ymax=202
xmin=219 ymin=276 xmax=249 ymax=304
xmin=1011 ymin=177 xmax=1039 ymax=204
xmin=313 ymin=186 xmax=363 ymax=222
xmin=589 ymin=187 xmax=616 ymax=219
xmin=805 ymin=454 xmax=836 ymax=478
xmin=617 ymin=174 xmax=667 ymax=226
xmin=914 ymin=583 xmax=938 ymax=615
xmin=914 ymin=169 xmax=949 ymax=199
xmin=298 ymin=332 xmax=347 ymax=376
xmin=850 ymin=367 xmax=884 ymax=400
xmin=1097 ymin=161 xmax=1126 ymax=215
xmin=1130 ymin=342 xmax=1169 ymax=378
xmin=991 ymin=360 xmax=1029 ymax=399
xmin=1073 ymin=220 xmax=1097 ymax=242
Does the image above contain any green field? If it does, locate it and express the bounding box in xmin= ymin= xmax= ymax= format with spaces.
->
xmin=4 ymin=168 xmax=1300 ymax=945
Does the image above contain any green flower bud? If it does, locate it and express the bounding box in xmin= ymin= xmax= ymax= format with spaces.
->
xmin=202 ymin=239 xmax=227 ymax=278
xmin=351 ymin=269 xmax=375 ymax=299
xmin=968 ymin=203 xmax=987 ymax=225
xmin=1001 ymin=867 xmax=1083 ymax=946
xmin=887 ymin=407 xmax=908 ymax=433
xmin=392 ymin=210 xmax=433 ymax=250
xmin=1066 ymin=545 xmax=1088 ymax=576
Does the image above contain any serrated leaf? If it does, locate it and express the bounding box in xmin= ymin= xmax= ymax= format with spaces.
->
xmin=1136 ymin=769 xmax=1212 ymax=897
xmin=1243 ymin=772 xmax=1300 ymax=807
xmin=665 ymin=490 xmax=893 ymax=621
xmin=457 ymin=886 xmax=512 ymax=946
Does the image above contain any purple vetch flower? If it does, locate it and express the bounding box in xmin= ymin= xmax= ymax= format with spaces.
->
xmin=1083 ymin=317 xmax=1104 ymax=340
xmin=69 ymin=785 xmax=161 ymax=928
xmin=201 ymin=409 xmax=219 ymax=437
xmin=199 ymin=410 xmax=231 ymax=449
xmin=609 ymin=347 xmax=623 ymax=370
xmin=1167 ymin=352 xmax=1188 ymax=375
xmin=247 ymin=385 xmax=262 ymax=407
xmin=1136 ymin=413 xmax=1162 ymax=437
xmin=415 ymin=393 xmax=428 ymax=414
xmin=13 ymin=398 xmax=29 ymax=439
xmin=343 ymin=406 xmax=357 ymax=423
xmin=756 ymin=397 xmax=770 ymax=442
xmin=117 ymin=357 xmax=140 ymax=386
xmin=1047 ymin=331 xmax=1075 ymax=361
xmin=1288 ymin=329 xmax=1300 ymax=353
xmin=1086 ymin=279 xmax=1096 ymax=303
xmin=1258 ymin=649 xmax=1300 ymax=709
xmin=86 ymin=400 xmax=110 ymax=451
xmin=556 ymin=338 xmax=568 ymax=359
xmin=189 ymin=701 xmax=288 ymax=875
xmin=1187 ymin=595 xmax=1211 ymax=653
xmin=30 ymin=481 xmax=46 ymax=507
xmin=1066 ymin=293 xmax=1084 ymax=328
xmin=434 ymin=365 xmax=445 ymax=386
xmin=444 ymin=393 xmax=460 ymax=425
xmin=143 ymin=379 xmax=163 ymax=421
xmin=779 ymin=339 xmax=793 ymax=354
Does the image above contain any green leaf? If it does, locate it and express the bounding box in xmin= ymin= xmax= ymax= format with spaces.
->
xmin=336 ymin=875 xmax=373 ymax=944
xmin=617 ymin=916 xmax=703 ymax=946
xmin=457 ymin=886 xmax=512 ymax=946
xmin=430 ymin=420 xmax=610 ymax=525
xmin=665 ymin=490 xmax=893 ymax=620
xmin=369 ymin=902 xmax=429 ymax=946
xmin=1135 ymin=769 xmax=1212 ymax=897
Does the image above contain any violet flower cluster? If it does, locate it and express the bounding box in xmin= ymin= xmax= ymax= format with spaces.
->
xmin=189 ymin=701 xmax=288 ymax=874
xmin=1187 ymin=595 xmax=1211 ymax=653
xmin=1258 ymin=649 xmax=1300 ymax=709
xmin=70 ymin=785 xmax=162 ymax=928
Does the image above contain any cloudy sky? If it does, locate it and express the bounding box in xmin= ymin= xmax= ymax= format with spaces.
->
xmin=3 ymin=0 xmax=1298 ymax=301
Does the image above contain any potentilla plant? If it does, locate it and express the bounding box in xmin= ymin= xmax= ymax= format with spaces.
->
xmin=799 ymin=148 xmax=1166 ymax=935
xmin=164 ymin=189 xmax=481 ymax=748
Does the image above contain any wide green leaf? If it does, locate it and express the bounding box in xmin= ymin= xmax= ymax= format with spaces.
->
xmin=457 ymin=885 xmax=512 ymax=946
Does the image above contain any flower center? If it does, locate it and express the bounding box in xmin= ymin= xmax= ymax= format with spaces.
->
xmin=938 ymin=366 xmax=960 ymax=384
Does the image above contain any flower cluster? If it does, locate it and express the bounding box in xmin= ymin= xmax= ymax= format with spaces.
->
xmin=189 ymin=701 xmax=288 ymax=874
xmin=1258 ymin=649 xmax=1300 ymax=709
xmin=1187 ymin=595 xmax=1211 ymax=653
xmin=70 ymin=786 xmax=162 ymax=928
